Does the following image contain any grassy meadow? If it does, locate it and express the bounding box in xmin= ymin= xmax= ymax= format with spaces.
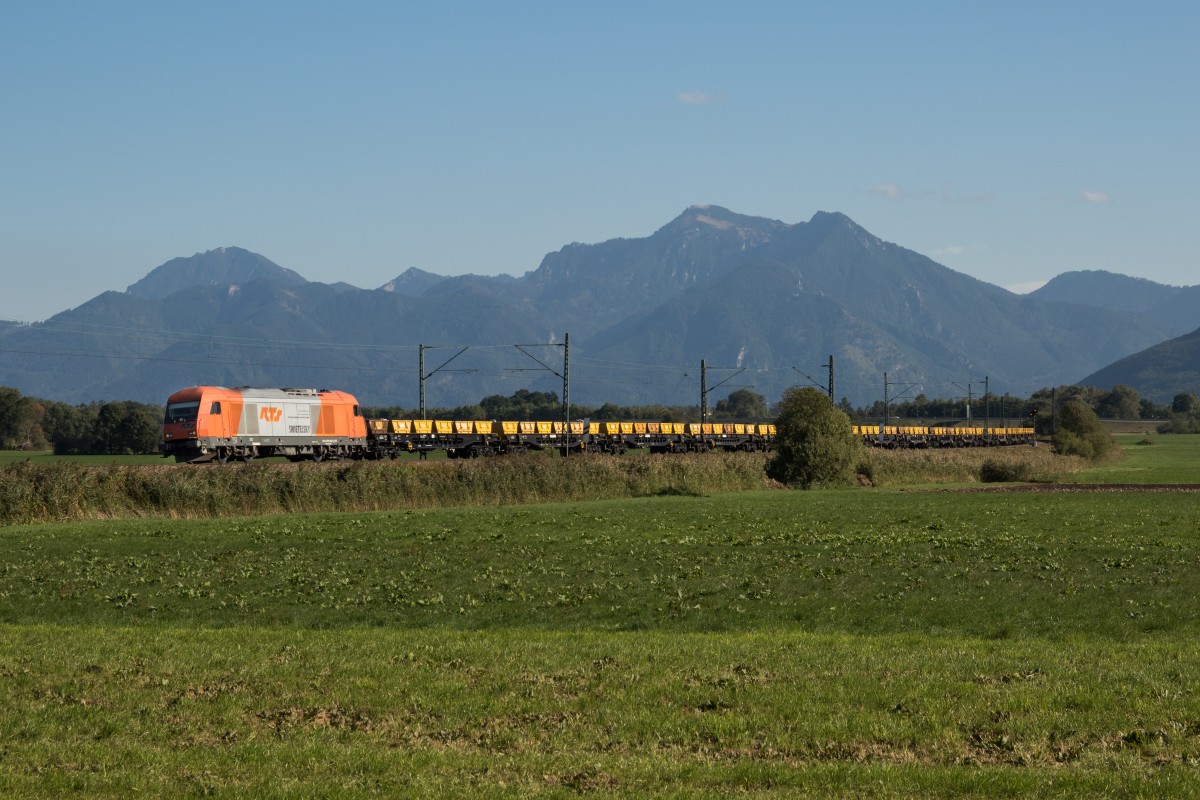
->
xmin=1 ymin=436 xmax=1199 ymax=796
xmin=1068 ymin=433 xmax=1200 ymax=484
xmin=0 ymin=449 xmax=167 ymax=466
xmin=0 ymin=439 xmax=1112 ymax=528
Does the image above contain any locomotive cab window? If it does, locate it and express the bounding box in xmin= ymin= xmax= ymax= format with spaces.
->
xmin=354 ymin=405 xmax=362 ymax=417
xmin=210 ymin=401 xmax=222 ymax=415
xmin=165 ymin=401 xmax=200 ymax=424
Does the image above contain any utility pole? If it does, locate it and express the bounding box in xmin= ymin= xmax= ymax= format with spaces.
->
xmin=882 ymin=373 xmax=920 ymax=443
xmin=984 ymin=375 xmax=990 ymax=434
xmin=790 ymin=362 xmax=831 ymax=403
xmin=419 ymin=344 xmax=471 ymax=420
xmin=563 ymin=332 xmax=570 ymax=454
xmin=952 ymin=381 xmax=973 ymax=425
xmin=882 ymin=371 xmax=888 ymax=444
xmin=1051 ymin=387 xmax=1057 ymax=437
xmin=512 ymin=334 xmax=570 ymax=456
xmin=700 ymin=361 xmax=747 ymax=445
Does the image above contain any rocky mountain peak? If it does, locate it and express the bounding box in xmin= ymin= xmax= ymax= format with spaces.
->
xmin=125 ymin=247 xmax=307 ymax=300
xmin=379 ymin=267 xmax=446 ymax=296
xmin=658 ymin=205 xmax=786 ymax=241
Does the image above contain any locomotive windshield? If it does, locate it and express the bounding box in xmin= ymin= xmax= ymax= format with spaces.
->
xmin=165 ymin=400 xmax=200 ymax=424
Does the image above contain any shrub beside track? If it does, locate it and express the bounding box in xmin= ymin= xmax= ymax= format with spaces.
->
xmin=1 ymin=442 xmax=1104 ymax=527
xmin=0 ymin=452 xmax=771 ymax=526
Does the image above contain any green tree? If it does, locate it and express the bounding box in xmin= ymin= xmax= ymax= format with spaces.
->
xmin=479 ymin=389 xmax=561 ymax=420
xmin=0 ymin=386 xmax=36 ymax=449
xmin=1158 ymin=392 xmax=1200 ymax=433
xmin=1139 ymin=397 xmax=1167 ymax=420
xmin=1171 ymin=392 xmax=1199 ymax=415
xmin=1095 ymin=385 xmax=1141 ymax=419
xmin=42 ymin=402 xmax=96 ymax=455
xmin=592 ymin=403 xmax=623 ymax=421
xmin=91 ymin=401 xmax=161 ymax=455
xmin=1158 ymin=415 xmax=1200 ymax=434
xmin=766 ymin=387 xmax=862 ymax=488
xmin=444 ymin=403 xmax=485 ymax=422
xmin=623 ymin=403 xmax=681 ymax=422
xmin=714 ymin=389 xmax=770 ymax=419
xmin=1052 ymin=399 xmax=1117 ymax=461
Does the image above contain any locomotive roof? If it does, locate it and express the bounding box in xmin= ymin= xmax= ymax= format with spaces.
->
xmin=168 ymin=386 xmax=354 ymax=400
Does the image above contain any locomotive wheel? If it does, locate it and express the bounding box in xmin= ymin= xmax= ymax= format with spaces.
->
xmin=214 ymin=451 xmax=229 ymax=465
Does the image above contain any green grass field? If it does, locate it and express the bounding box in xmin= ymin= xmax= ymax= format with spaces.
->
xmin=1069 ymin=433 xmax=1200 ymax=484
xmin=4 ymin=442 xmax=1200 ymax=799
xmin=0 ymin=449 xmax=167 ymax=465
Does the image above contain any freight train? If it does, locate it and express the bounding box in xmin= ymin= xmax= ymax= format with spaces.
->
xmin=160 ymin=385 xmax=775 ymax=463
xmin=851 ymin=425 xmax=1036 ymax=448
xmin=161 ymin=385 xmax=1034 ymax=464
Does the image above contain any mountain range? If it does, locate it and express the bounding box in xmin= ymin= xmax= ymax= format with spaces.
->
xmin=1 ymin=205 xmax=1197 ymax=408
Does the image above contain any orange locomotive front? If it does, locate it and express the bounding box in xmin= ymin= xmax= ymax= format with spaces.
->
xmin=162 ymin=386 xmax=368 ymax=463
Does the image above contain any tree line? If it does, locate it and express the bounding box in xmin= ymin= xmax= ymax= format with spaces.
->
xmin=847 ymin=384 xmax=1200 ymax=435
xmin=0 ymin=387 xmax=161 ymax=455
xmin=1 ymin=383 xmax=1198 ymax=454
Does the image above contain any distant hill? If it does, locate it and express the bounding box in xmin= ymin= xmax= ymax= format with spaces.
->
xmin=379 ymin=267 xmax=448 ymax=296
xmin=1029 ymin=270 xmax=1200 ymax=339
xmin=1079 ymin=326 xmax=1200 ymax=403
xmin=0 ymin=207 xmax=1185 ymax=408
xmin=126 ymin=247 xmax=307 ymax=299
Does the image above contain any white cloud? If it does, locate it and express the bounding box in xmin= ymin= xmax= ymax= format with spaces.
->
xmin=870 ymin=183 xmax=903 ymax=200
xmin=934 ymin=245 xmax=966 ymax=257
xmin=678 ymin=90 xmax=715 ymax=105
xmin=1082 ymin=190 xmax=1111 ymax=203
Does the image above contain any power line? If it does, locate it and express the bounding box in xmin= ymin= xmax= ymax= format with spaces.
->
xmin=3 ymin=319 xmax=425 ymax=352
xmin=0 ymin=345 xmax=422 ymax=374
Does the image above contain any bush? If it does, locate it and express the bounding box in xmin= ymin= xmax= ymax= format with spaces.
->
xmin=1157 ymin=414 xmax=1200 ymax=434
xmin=861 ymin=446 xmax=1088 ymax=486
xmin=765 ymin=387 xmax=861 ymax=488
xmin=1052 ymin=399 xmax=1117 ymax=461
xmin=980 ymin=458 xmax=1034 ymax=483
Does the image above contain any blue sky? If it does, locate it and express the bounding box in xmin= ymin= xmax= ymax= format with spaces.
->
xmin=2 ymin=1 xmax=1196 ymax=322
